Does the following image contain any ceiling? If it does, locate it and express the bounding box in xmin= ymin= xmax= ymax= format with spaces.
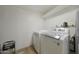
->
xmin=43 ymin=5 xmax=79 ymax=19
xmin=16 ymin=5 xmax=57 ymax=14
xmin=0 ymin=5 xmax=78 ymax=18
xmin=16 ymin=5 xmax=79 ymax=16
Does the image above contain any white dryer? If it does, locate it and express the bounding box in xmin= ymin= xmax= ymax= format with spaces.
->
xmin=40 ymin=28 xmax=70 ymax=54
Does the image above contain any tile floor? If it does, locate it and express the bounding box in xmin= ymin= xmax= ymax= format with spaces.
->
xmin=17 ymin=47 xmax=36 ymax=54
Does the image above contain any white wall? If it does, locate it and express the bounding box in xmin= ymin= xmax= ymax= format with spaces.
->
xmin=0 ymin=6 xmax=44 ymax=50
xmin=44 ymin=10 xmax=78 ymax=37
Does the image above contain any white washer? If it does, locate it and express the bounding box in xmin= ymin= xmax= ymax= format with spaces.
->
xmin=40 ymin=28 xmax=69 ymax=54
xmin=32 ymin=30 xmax=48 ymax=53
